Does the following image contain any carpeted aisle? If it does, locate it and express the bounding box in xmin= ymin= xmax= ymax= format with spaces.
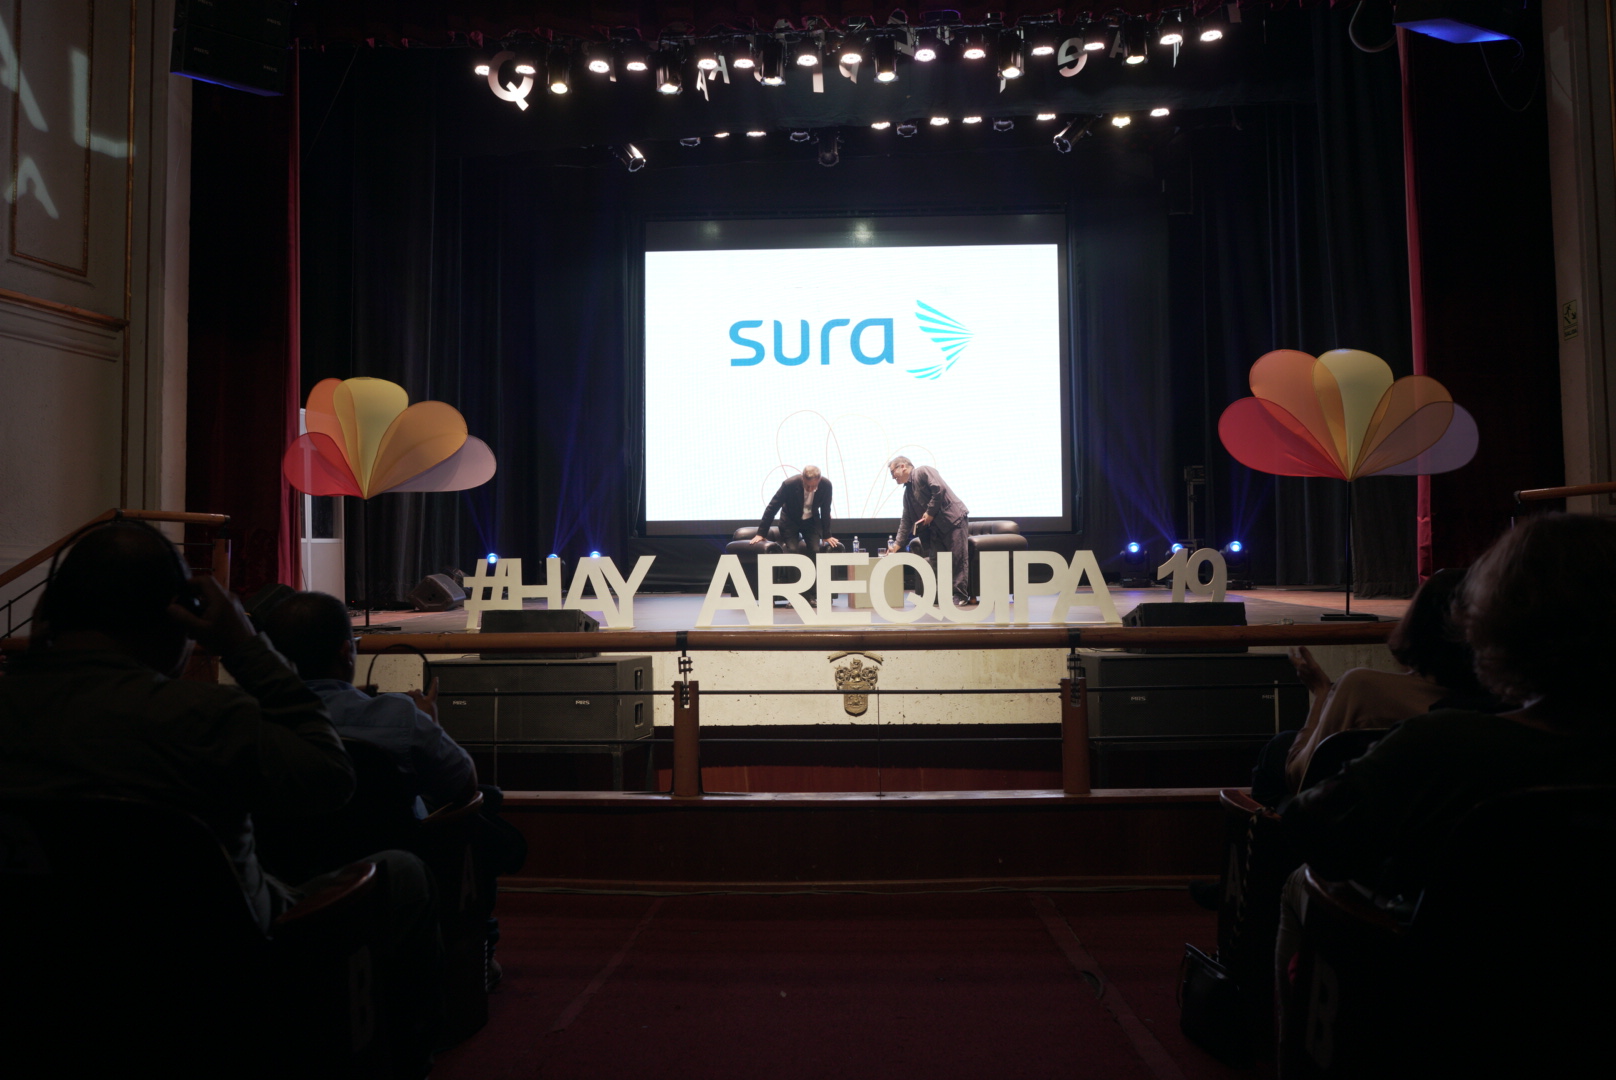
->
xmin=432 ymin=890 xmax=1267 ymax=1080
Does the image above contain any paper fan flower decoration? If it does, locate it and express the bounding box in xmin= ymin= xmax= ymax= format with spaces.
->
xmin=1218 ymin=349 xmax=1478 ymax=480
xmin=282 ymin=377 xmax=497 ymax=499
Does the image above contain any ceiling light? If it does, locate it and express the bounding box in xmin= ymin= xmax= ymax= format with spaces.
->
xmin=1036 ymin=112 xmax=1057 ymax=121
xmin=871 ymin=120 xmax=892 ymax=130
xmin=930 ymin=116 xmax=950 ymax=126
xmin=1083 ymin=21 xmax=1111 ymax=52
xmin=838 ymin=36 xmax=864 ymax=65
xmin=1158 ymin=14 xmax=1188 ymax=47
xmin=693 ymin=41 xmax=719 ymax=71
xmin=732 ymin=39 xmax=757 ymax=70
xmin=759 ymin=39 xmax=786 ymax=85
xmin=962 ymin=31 xmax=987 ymax=60
xmin=1028 ymin=25 xmax=1059 ymax=57
xmin=962 ymin=115 xmax=983 ymax=124
xmin=1199 ymin=8 xmax=1228 ymax=43
xmin=795 ymin=38 xmax=821 ymax=67
xmin=914 ymin=31 xmax=939 ymax=62
xmin=621 ymin=41 xmax=650 ymax=72
xmin=873 ymin=36 xmax=898 ymax=82
xmin=654 ymin=50 xmax=682 ymax=94
xmin=1111 ymin=114 xmax=1132 ymax=127
xmin=547 ymin=51 xmax=572 ymax=94
xmin=992 ymin=118 xmax=1014 ymax=132
xmin=584 ymin=44 xmax=612 ymax=75
xmin=473 ymin=57 xmax=492 ymax=77
xmin=746 ymin=130 xmax=767 ymax=138
xmin=512 ymin=47 xmax=540 ymax=77
xmin=1123 ymin=21 xmax=1148 ymax=64
xmin=1151 ymin=107 xmax=1171 ymax=117
xmin=996 ymin=31 xmax=1024 ymax=79
xmin=713 ymin=131 xmax=730 ymax=138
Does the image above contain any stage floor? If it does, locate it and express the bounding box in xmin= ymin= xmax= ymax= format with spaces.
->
xmin=352 ymin=586 xmax=1407 ymax=634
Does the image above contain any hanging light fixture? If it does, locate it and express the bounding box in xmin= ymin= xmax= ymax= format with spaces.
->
xmin=794 ymin=36 xmax=822 ymax=67
xmin=837 ymin=35 xmax=865 ymax=66
xmin=996 ymin=30 xmax=1024 ymax=79
xmin=1122 ymin=20 xmax=1149 ymax=65
xmin=620 ymin=40 xmax=651 ymax=72
xmin=731 ymin=38 xmax=758 ymax=71
xmin=961 ymin=30 xmax=988 ymax=60
xmin=759 ymin=38 xmax=786 ymax=85
xmin=654 ymin=49 xmax=683 ymax=94
xmin=1158 ymin=12 xmax=1188 ymax=47
xmin=913 ymin=29 xmax=939 ymax=62
xmin=1083 ymin=21 xmax=1111 ymax=52
xmin=547 ymin=49 xmax=572 ymax=94
xmin=583 ymin=43 xmax=612 ymax=75
xmin=873 ymin=36 xmax=898 ymax=82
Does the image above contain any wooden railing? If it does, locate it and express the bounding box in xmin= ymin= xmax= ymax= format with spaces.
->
xmin=1514 ymin=480 xmax=1616 ymax=503
xmin=0 ymin=509 xmax=231 ymax=638
xmin=364 ymin=622 xmax=1394 ymax=799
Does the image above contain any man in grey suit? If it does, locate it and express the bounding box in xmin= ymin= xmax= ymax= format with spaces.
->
xmin=887 ymin=456 xmax=974 ymax=605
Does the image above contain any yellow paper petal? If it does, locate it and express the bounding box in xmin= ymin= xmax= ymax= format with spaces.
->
xmin=1354 ymin=375 xmax=1454 ymax=476
xmin=1249 ymin=350 xmax=1345 ymax=472
xmin=368 ymin=402 xmax=470 ymax=496
xmin=304 ymin=378 xmax=348 ymax=457
xmin=1310 ymin=361 xmax=1349 ymax=470
xmin=1317 ymin=350 xmax=1393 ymax=476
xmin=333 ymin=378 xmax=409 ymax=497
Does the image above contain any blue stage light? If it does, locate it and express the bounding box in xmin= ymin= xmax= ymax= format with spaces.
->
xmin=1228 ymin=540 xmax=1243 ymax=554
xmin=487 ymin=552 xmax=498 ymax=565
xmin=1126 ymin=542 xmax=1140 ymax=555
xmin=1396 ymin=18 xmax=1510 ymax=44
xmin=590 ymin=550 xmax=601 ymax=558
xmin=1171 ymin=543 xmax=1185 ymax=553
xmin=549 ymin=553 xmax=558 ymax=559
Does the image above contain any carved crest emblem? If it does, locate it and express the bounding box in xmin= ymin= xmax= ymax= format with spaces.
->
xmin=830 ymin=651 xmax=882 ymax=716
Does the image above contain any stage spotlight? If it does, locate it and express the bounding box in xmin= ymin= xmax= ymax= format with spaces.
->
xmin=996 ymin=30 xmax=1025 ymax=79
xmin=871 ymin=120 xmax=892 ymax=130
xmin=1027 ymin=24 xmax=1059 ymax=57
xmin=1111 ymin=114 xmax=1132 ymax=127
xmin=512 ymin=47 xmax=541 ymax=77
xmin=913 ymin=30 xmax=939 ymax=62
xmin=653 ymin=50 xmax=682 ymax=94
xmin=487 ymin=552 xmax=499 ymax=565
xmin=930 ymin=116 xmax=950 ymax=126
xmin=583 ymin=43 xmax=612 ymax=75
xmin=1036 ymin=112 xmax=1057 ymax=121
xmin=962 ymin=115 xmax=983 ymax=125
xmin=547 ymin=51 xmax=572 ymax=94
xmin=961 ymin=30 xmax=988 ymax=60
xmin=1170 ymin=542 xmax=1185 ymax=553
xmin=816 ymin=131 xmax=841 ymax=167
xmin=614 ymin=144 xmax=646 ymax=171
xmin=693 ymin=40 xmax=719 ymax=71
xmin=896 ymin=121 xmax=918 ymax=137
xmin=620 ymin=41 xmax=651 ymax=72
xmin=713 ymin=131 xmax=730 ymax=138
xmin=473 ymin=56 xmax=492 ymax=77
xmin=679 ymin=136 xmax=701 ymax=146
xmin=837 ymin=36 xmax=865 ymax=66
xmin=1223 ymin=540 xmax=1252 ymax=589
xmin=873 ymin=36 xmax=898 ymax=82
xmin=795 ymin=37 xmax=822 ymax=67
xmin=992 ymin=118 xmax=1014 ymax=132
xmin=1151 ymin=107 xmax=1171 ymax=117
xmin=1052 ymin=120 xmax=1075 ymax=152
xmin=1120 ymin=542 xmax=1151 ymax=587
xmin=731 ymin=39 xmax=757 ymax=70
xmin=789 ymin=129 xmax=811 ymax=142
xmin=745 ymin=129 xmax=767 ymax=137
xmin=1159 ymin=13 xmax=1188 ymax=47
xmin=759 ymin=39 xmax=786 ymax=84
xmin=590 ymin=550 xmax=601 ymax=559
xmin=1123 ymin=21 xmax=1149 ymax=64
xmin=1083 ymin=21 xmax=1111 ymax=52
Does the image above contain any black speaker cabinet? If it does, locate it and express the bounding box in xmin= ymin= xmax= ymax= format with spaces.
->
xmin=1121 ymin=601 xmax=1248 ymax=653
xmin=435 ymin=656 xmax=651 ymax=744
xmin=480 ymin=608 xmax=599 ymax=659
xmin=171 ymin=1 xmax=292 ymax=96
xmin=1080 ymin=650 xmax=1306 ymax=737
xmin=408 ymin=573 xmax=466 ymax=612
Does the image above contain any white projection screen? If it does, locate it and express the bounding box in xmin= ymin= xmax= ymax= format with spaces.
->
xmin=641 ymin=215 xmax=1071 ymax=536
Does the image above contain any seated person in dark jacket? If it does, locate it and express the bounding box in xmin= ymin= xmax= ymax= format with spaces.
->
xmin=1276 ymin=513 xmax=1616 ymax=983
xmin=0 ymin=521 xmax=440 ymax=1069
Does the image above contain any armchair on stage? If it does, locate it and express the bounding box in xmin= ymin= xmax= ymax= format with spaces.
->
xmin=725 ymin=521 xmax=1028 ymax=602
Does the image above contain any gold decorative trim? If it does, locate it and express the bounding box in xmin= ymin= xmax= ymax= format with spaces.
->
xmin=0 ymin=285 xmax=127 ymax=330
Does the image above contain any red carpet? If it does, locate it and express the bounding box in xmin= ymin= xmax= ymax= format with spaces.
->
xmin=433 ymin=890 xmax=1270 ymax=1080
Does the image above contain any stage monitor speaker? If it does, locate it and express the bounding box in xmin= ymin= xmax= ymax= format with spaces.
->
xmin=480 ymin=609 xmax=600 ymax=659
xmin=435 ymin=656 xmax=651 ymax=743
xmin=171 ymin=0 xmax=292 ymax=96
xmin=408 ymin=574 xmax=466 ymax=613
xmin=1122 ymin=601 xmax=1247 ymax=653
xmin=1081 ymin=650 xmax=1306 ymax=737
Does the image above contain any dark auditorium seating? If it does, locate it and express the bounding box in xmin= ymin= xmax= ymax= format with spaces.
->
xmin=1206 ymin=788 xmax=1290 ymax=1061
xmin=1298 ymin=728 xmax=1390 ymax=792
xmin=416 ymin=791 xmax=492 ymax=1043
xmin=0 ymin=796 xmax=383 ymax=1079
xmin=1283 ymin=785 xmax=1616 ymax=1078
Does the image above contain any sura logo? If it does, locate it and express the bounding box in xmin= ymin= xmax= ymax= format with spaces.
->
xmin=911 ymin=302 xmax=973 ymax=380
xmin=729 ymin=318 xmax=894 ymax=366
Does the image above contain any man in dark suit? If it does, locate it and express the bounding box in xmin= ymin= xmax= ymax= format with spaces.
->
xmin=887 ymin=456 xmax=973 ymax=604
xmin=750 ymin=465 xmax=843 ymax=556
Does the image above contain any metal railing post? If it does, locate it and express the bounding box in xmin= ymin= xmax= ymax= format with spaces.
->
xmin=672 ymin=679 xmax=701 ymax=798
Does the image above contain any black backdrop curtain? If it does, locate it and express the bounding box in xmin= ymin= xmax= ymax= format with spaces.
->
xmin=298 ymin=7 xmax=1418 ymax=604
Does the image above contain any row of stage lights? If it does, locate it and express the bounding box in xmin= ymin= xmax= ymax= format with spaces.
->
xmin=474 ymin=8 xmax=1232 ymax=102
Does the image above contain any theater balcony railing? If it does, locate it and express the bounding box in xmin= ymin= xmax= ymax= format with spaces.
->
xmin=363 ymin=623 xmax=1393 ymax=797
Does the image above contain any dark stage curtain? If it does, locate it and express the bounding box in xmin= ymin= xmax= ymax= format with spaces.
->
xmin=188 ymin=80 xmax=301 ymax=596
xmin=294 ymin=9 xmax=1441 ymax=600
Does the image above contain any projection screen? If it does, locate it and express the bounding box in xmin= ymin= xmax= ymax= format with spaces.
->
xmin=642 ymin=215 xmax=1070 ymax=536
